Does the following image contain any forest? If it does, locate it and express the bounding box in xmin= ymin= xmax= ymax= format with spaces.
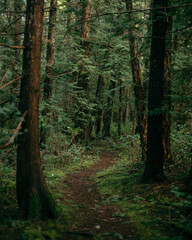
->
xmin=0 ymin=0 xmax=192 ymax=239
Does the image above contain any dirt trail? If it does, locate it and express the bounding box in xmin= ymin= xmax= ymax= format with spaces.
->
xmin=64 ymin=150 xmax=138 ymax=240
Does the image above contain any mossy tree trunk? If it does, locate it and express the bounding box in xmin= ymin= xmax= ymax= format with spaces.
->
xmin=17 ymin=0 xmax=58 ymax=219
xmin=142 ymin=0 xmax=168 ymax=183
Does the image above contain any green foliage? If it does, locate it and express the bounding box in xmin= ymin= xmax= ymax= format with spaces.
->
xmin=171 ymin=124 xmax=192 ymax=170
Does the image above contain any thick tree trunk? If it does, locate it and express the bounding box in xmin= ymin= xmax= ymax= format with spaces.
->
xmin=125 ymin=0 xmax=147 ymax=162
xmin=17 ymin=0 xmax=58 ymax=219
xmin=103 ymin=79 xmax=116 ymax=138
xmin=142 ymin=0 xmax=168 ymax=183
xmin=41 ymin=0 xmax=57 ymax=145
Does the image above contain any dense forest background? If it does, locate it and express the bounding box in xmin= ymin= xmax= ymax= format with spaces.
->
xmin=0 ymin=0 xmax=192 ymax=239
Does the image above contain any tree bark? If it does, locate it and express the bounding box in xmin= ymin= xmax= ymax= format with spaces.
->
xmin=17 ymin=0 xmax=58 ymax=219
xmin=125 ymin=0 xmax=147 ymax=162
xmin=142 ymin=0 xmax=168 ymax=183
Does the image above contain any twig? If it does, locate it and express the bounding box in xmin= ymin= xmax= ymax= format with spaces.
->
xmin=0 ymin=145 xmax=17 ymax=162
xmin=0 ymin=76 xmax=22 ymax=90
xmin=1 ymin=63 xmax=15 ymax=85
xmin=0 ymin=111 xmax=27 ymax=149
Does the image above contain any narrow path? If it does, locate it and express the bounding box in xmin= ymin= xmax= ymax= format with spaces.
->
xmin=64 ymin=150 xmax=138 ymax=240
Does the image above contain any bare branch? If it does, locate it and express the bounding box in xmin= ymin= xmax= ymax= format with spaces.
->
xmin=0 ymin=111 xmax=27 ymax=149
xmin=0 ymin=43 xmax=25 ymax=49
xmin=0 ymin=76 xmax=22 ymax=90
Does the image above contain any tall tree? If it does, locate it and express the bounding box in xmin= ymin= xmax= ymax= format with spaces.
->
xmin=76 ymin=0 xmax=92 ymax=142
xmin=103 ymin=78 xmax=116 ymax=137
xmin=95 ymin=74 xmax=105 ymax=136
xmin=17 ymin=0 xmax=57 ymax=218
xmin=163 ymin=15 xmax=173 ymax=166
xmin=125 ymin=0 xmax=147 ymax=162
xmin=142 ymin=0 xmax=168 ymax=183
xmin=41 ymin=0 xmax=57 ymax=144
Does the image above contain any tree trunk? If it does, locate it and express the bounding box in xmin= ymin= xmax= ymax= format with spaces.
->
xmin=163 ymin=15 xmax=173 ymax=166
xmin=96 ymin=75 xmax=105 ymax=136
xmin=186 ymin=165 xmax=192 ymax=194
xmin=17 ymin=0 xmax=58 ymax=219
xmin=142 ymin=0 xmax=168 ymax=183
xmin=118 ymin=80 xmax=123 ymax=136
xmin=125 ymin=0 xmax=147 ymax=162
xmin=76 ymin=0 xmax=92 ymax=143
xmin=41 ymin=0 xmax=57 ymax=145
xmin=103 ymin=79 xmax=116 ymax=138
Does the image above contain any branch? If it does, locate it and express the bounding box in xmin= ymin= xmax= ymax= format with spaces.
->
xmin=59 ymin=3 xmax=192 ymax=22
xmin=0 ymin=111 xmax=27 ymax=149
xmin=0 ymin=43 xmax=25 ymax=49
xmin=0 ymin=76 xmax=22 ymax=90
xmin=1 ymin=63 xmax=16 ymax=85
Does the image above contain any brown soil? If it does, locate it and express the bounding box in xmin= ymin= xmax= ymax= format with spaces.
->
xmin=63 ymin=149 xmax=138 ymax=240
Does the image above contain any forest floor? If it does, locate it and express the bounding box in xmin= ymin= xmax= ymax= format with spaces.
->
xmin=0 ymin=139 xmax=192 ymax=240
xmin=63 ymin=148 xmax=138 ymax=239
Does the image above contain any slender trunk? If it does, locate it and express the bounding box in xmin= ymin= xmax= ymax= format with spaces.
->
xmin=76 ymin=0 xmax=91 ymax=143
xmin=186 ymin=165 xmax=192 ymax=194
xmin=96 ymin=75 xmax=104 ymax=136
xmin=132 ymin=107 xmax=137 ymax=136
xmin=124 ymin=87 xmax=130 ymax=124
xmin=43 ymin=0 xmax=57 ymax=100
xmin=163 ymin=15 xmax=173 ymax=166
xmin=125 ymin=0 xmax=147 ymax=162
xmin=17 ymin=0 xmax=57 ymax=219
xmin=142 ymin=0 xmax=168 ymax=183
xmin=41 ymin=0 xmax=57 ymax=145
xmin=14 ymin=0 xmax=23 ymax=48
xmin=118 ymin=80 xmax=123 ymax=136
xmin=103 ymin=79 xmax=116 ymax=137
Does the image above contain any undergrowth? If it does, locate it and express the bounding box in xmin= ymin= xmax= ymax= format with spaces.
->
xmin=0 ymin=143 xmax=98 ymax=240
xmin=95 ymin=137 xmax=192 ymax=240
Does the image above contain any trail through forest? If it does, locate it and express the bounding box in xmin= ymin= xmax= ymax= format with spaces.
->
xmin=63 ymin=149 xmax=138 ymax=240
